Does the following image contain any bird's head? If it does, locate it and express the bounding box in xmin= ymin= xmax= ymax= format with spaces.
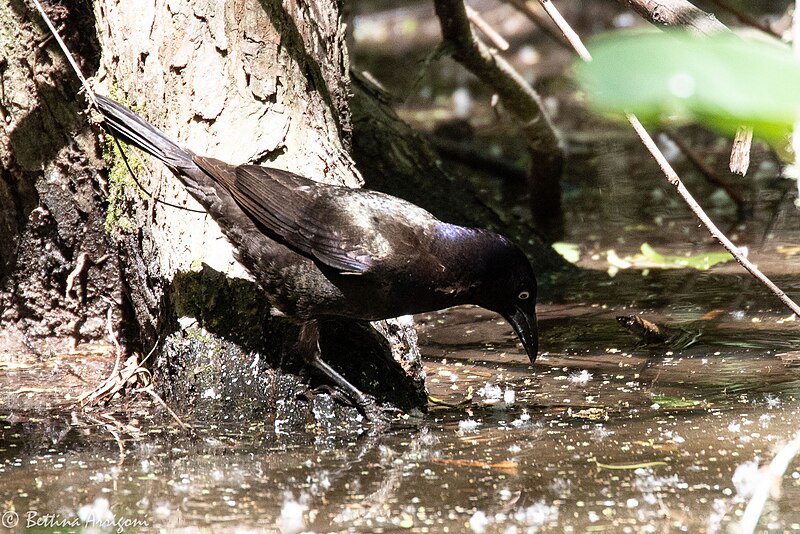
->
xmin=473 ymin=239 xmax=539 ymax=363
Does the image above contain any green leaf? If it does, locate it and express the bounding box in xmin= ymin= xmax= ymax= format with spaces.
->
xmin=575 ymin=30 xmax=800 ymax=145
xmin=639 ymin=243 xmax=732 ymax=270
xmin=651 ymin=394 xmax=701 ymax=408
xmin=552 ymin=242 xmax=580 ymax=263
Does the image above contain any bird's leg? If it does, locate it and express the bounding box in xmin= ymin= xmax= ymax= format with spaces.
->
xmin=298 ymin=385 xmax=356 ymax=408
xmin=297 ymin=321 xmax=385 ymax=422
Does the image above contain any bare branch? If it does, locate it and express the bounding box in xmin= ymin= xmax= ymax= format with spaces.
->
xmin=629 ymin=114 xmax=800 ymax=317
xmin=616 ymin=0 xmax=727 ymax=35
xmin=433 ymin=0 xmax=562 ymax=156
xmin=503 ymin=0 xmax=573 ymax=50
xmin=706 ymin=0 xmax=782 ymax=39
xmin=740 ymin=431 xmax=800 ymax=533
xmin=664 ymin=129 xmax=749 ymax=214
xmin=537 ymin=1 xmax=591 ymax=60
xmin=433 ymin=0 xmax=564 ymax=239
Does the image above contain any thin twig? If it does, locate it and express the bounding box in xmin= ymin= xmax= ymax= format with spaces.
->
xmin=433 ymin=0 xmax=565 ymax=237
xmin=78 ymin=306 xmax=125 ymax=405
xmin=432 ymin=0 xmax=562 ymax=156
xmin=465 ymin=6 xmax=510 ymax=51
xmin=31 ymin=3 xmax=207 ymax=214
xmin=537 ymin=0 xmax=591 ymax=60
xmin=140 ymin=385 xmax=192 ymax=432
xmin=663 ymin=129 xmax=749 ymax=214
xmin=629 ymin=114 xmax=800 ymax=317
xmin=542 ymin=0 xmax=800 ymax=317
xmin=739 ymin=432 xmax=800 ymax=533
xmin=29 ymin=0 xmax=96 ymax=107
xmin=503 ymin=0 xmax=573 ymax=50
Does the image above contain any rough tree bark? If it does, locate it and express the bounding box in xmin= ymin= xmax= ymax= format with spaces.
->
xmin=0 ymin=0 xmax=123 ymax=355
xmin=0 ymin=0 xmax=428 ymax=423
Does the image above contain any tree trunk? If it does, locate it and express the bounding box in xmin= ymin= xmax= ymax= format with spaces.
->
xmin=0 ymin=0 xmax=124 ymax=355
xmin=93 ymin=0 xmax=360 ymax=339
xmin=0 ymin=0 xmax=427 ymax=422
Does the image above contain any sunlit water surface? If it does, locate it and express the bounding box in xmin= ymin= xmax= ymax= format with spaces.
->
xmin=1 ymin=135 xmax=799 ymax=533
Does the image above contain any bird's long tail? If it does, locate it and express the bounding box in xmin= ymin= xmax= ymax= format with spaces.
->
xmin=95 ymin=93 xmax=263 ymax=248
xmin=29 ymin=0 xmax=195 ymax=176
xmin=94 ymin=94 xmax=196 ymax=172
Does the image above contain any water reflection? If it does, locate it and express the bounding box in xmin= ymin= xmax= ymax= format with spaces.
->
xmin=3 ymin=128 xmax=800 ymax=533
xmin=3 ymin=295 xmax=800 ymax=533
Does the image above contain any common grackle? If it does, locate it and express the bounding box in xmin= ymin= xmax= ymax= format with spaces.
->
xmin=95 ymin=94 xmax=538 ymax=420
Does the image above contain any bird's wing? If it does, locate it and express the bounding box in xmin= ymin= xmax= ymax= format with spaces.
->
xmin=193 ymin=156 xmax=376 ymax=273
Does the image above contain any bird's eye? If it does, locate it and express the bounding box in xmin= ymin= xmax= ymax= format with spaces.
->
xmin=518 ymin=291 xmax=530 ymax=300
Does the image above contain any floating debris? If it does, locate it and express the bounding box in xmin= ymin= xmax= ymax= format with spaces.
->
xmin=568 ymin=370 xmax=593 ymax=386
xmin=617 ymin=315 xmax=702 ymax=349
xmin=593 ymin=458 xmax=669 ymax=470
xmin=458 ymin=419 xmax=481 ymax=432
xmin=433 ymin=458 xmax=518 ymax=475
xmin=569 ymin=407 xmax=608 ymax=421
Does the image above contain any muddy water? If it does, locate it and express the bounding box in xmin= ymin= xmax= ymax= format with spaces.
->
xmin=2 ymin=272 xmax=800 ymax=533
xmin=2 ymin=139 xmax=800 ymax=532
xmin=1 ymin=294 xmax=800 ymax=533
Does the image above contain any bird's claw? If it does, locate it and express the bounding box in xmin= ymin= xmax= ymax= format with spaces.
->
xmin=300 ymin=384 xmax=354 ymax=407
xmin=357 ymin=396 xmax=396 ymax=429
xmin=300 ymin=386 xmax=400 ymax=428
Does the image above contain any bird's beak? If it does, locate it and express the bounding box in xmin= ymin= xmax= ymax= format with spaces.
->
xmin=503 ymin=306 xmax=538 ymax=363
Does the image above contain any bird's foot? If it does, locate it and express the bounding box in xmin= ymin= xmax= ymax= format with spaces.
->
xmin=355 ymin=395 xmax=400 ymax=428
xmin=300 ymin=384 xmax=353 ymax=407
xmin=300 ymin=386 xmax=400 ymax=428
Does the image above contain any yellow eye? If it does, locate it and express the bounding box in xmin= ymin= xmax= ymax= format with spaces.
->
xmin=518 ymin=291 xmax=530 ymax=300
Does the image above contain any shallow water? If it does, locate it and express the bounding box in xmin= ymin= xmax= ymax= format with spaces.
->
xmin=2 ymin=132 xmax=800 ymax=532
xmin=2 ymin=276 xmax=800 ymax=533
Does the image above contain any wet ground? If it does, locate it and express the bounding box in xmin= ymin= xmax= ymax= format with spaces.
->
xmin=1 ymin=137 xmax=799 ymax=533
xmin=2 ymin=288 xmax=800 ymax=533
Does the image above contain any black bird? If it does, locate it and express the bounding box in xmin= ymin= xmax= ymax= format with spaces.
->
xmin=94 ymin=94 xmax=538 ymax=418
